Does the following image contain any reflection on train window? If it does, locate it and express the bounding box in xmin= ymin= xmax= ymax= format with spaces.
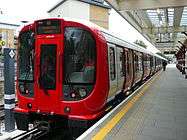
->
xmin=18 ymin=31 xmax=34 ymax=81
xmin=126 ymin=51 xmax=130 ymax=75
xmin=119 ymin=52 xmax=124 ymax=76
xmin=150 ymin=56 xmax=153 ymax=67
xmin=18 ymin=30 xmax=35 ymax=97
xmin=143 ymin=54 xmax=148 ymax=68
xmin=64 ymin=27 xmax=96 ymax=84
xmin=109 ymin=47 xmax=116 ymax=81
xmin=138 ymin=53 xmax=143 ymax=72
xmin=40 ymin=44 xmax=56 ymax=89
xmin=134 ymin=54 xmax=138 ymax=72
xmin=147 ymin=55 xmax=151 ymax=68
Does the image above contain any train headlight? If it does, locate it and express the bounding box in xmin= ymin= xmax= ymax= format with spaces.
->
xmin=78 ymin=88 xmax=87 ymax=98
xmin=70 ymin=92 xmax=76 ymax=98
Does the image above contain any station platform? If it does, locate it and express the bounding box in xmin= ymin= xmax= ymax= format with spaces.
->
xmin=78 ymin=64 xmax=187 ymax=140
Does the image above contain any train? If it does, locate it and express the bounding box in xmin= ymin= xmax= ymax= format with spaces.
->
xmin=176 ymin=45 xmax=187 ymax=77
xmin=14 ymin=18 xmax=166 ymax=137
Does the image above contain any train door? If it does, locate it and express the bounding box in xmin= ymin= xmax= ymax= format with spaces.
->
xmin=108 ymin=43 xmax=118 ymax=99
xmin=150 ymin=56 xmax=154 ymax=75
xmin=133 ymin=51 xmax=138 ymax=85
xmin=147 ymin=55 xmax=151 ymax=76
xmin=35 ymin=38 xmax=61 ymax=112
xmin=138 ymin=52 xmax=144 ymax=81
xmin=124 ymin=49 xmax=133 ymax=92
xmin=143 ymin=54 xmax=148 ymax=79
xmin=116 ymin=47 xmax=125 ymax=92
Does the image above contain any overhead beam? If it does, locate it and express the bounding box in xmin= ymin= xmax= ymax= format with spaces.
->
xmin=137 ymin=10 xmax=152 ymax=27
xmin=119 ymin=11 xmax=142 ymax=32
xmin=164 ymin=9 xmax=169 ymax=26
xmin=111 ymin=0 xmax=187 ymax=10
xmin=172 ymin=7 xmax=184 ymax=42
xmin=173 ymin=7 xmax=183 ymax=27
xmin=142 ymin=26 xmax=187 ymax=34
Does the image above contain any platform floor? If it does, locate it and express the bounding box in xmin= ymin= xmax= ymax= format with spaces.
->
xmin=102 ymin=64 xmax=187 ymax=140
xmin=78 ymin=64 xmax=187 ymax=140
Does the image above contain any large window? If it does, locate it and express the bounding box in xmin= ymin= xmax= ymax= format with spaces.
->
xmin=64 ymin=27 xmax=96 ymax=84
xmin=138 ymin=53 xmax=143 ymax=72
xmin=120 ymin=51 xmax=125 ymax=76
xmin=18 ymin=31 xmax=34 ymax=81
xmin=40 ymin=45 xmax=56 ymax=89
xmin=109 ymin=47 xmax=116 ymax=80
xmin=18 ymin=31 xmax=35 ymax=97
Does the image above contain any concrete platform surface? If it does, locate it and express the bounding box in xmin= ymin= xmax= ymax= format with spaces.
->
xmin=103 ymin=64 xmax=187 ymax=140
xmin=78 ymin=64 xmax=187 ymax=140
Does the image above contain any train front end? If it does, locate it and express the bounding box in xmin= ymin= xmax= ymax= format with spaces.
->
xmin=14 ymin=18 xmax=109 ymax=132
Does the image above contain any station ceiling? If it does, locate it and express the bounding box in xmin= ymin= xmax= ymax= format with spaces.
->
xmin=106 ymin=0 xmax=187 ymax=54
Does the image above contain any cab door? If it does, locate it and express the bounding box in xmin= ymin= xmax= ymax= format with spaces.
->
xmin=35 ymin=37 xmax=61 ymax=112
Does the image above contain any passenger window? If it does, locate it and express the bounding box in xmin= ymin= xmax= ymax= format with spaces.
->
xmin=126 ymin=51 xmax=130 ymax=75
xmin=119 ymin=52 xmax=124 ymax=76
xmin=135 ymin=55 xmax=139 ymax=72
xmin=138 ymin=54 xmax=143 ymax=71
xmin=109 ymin=47 xmax=116 ymax=81
xmin=144 ymin=55 xmax=147 ymax=68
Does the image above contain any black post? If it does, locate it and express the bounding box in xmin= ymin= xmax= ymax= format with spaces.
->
xmin=4 ymin=48 xmax=16 ymax=132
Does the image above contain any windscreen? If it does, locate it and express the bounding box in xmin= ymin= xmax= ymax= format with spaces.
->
xmin=64 ymin=27 xmax=96 ymax=84
xmin=18 ymin=30 xmax=35 ymax=97
xmin=18 ymin=31 xmax=34 ymax=81
xmin=63 ymin=27 xmax=96 ymax=101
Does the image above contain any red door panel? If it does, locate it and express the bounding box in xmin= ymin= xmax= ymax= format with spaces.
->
xmin=35 ymin=37 xmax=61 ymax=113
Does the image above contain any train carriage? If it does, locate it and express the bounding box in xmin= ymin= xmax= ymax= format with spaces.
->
xmin=14 ymin=18 xmax=166 ymax=137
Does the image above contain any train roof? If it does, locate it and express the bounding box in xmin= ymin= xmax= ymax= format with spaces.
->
xmin=61 ymin=17 xmax=162 ymax=58
xmin=24 ymin=17 xmax=166 ymax=60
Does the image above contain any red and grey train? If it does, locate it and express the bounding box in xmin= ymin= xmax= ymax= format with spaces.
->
xmin=14 ymin=18 xmax=166 ymax=135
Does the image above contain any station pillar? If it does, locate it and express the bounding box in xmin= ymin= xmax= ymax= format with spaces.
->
xmin=3 ymin=48 xmax=16 ymax=132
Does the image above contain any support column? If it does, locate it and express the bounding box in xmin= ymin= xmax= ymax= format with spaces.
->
xmin=3 ymin=48 xmax=16 ymax=132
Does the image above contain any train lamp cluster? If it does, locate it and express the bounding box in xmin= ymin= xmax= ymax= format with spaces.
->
xmin=70 ymin=87 xmax=87 ymax=99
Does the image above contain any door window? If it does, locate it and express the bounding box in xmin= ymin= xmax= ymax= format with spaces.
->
xmin=109 ymin=47 xmax=116 ymax=81
xmin=40 ymin=44 xmax=56 ymax=89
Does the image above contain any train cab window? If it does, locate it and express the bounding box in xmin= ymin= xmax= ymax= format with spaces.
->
xmin=64 ymin=27 xmax=96 ymax=84
xmin=40 ymin=45 xmax=56 ymax=89
xmin=18 ymin=31 xmax=35 ymax=97
xmin=63 ymin=27 xmax=96 ymax=101
xmin=109 ymin=47 xmax=116 ymax=80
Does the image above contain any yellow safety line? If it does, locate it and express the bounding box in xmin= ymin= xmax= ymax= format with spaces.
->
xmin=92 ymin=72 xmax=161 ymax=140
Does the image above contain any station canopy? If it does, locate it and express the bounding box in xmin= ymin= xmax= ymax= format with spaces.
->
xmin=105 ymin=0 xmax=187 ymax=54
